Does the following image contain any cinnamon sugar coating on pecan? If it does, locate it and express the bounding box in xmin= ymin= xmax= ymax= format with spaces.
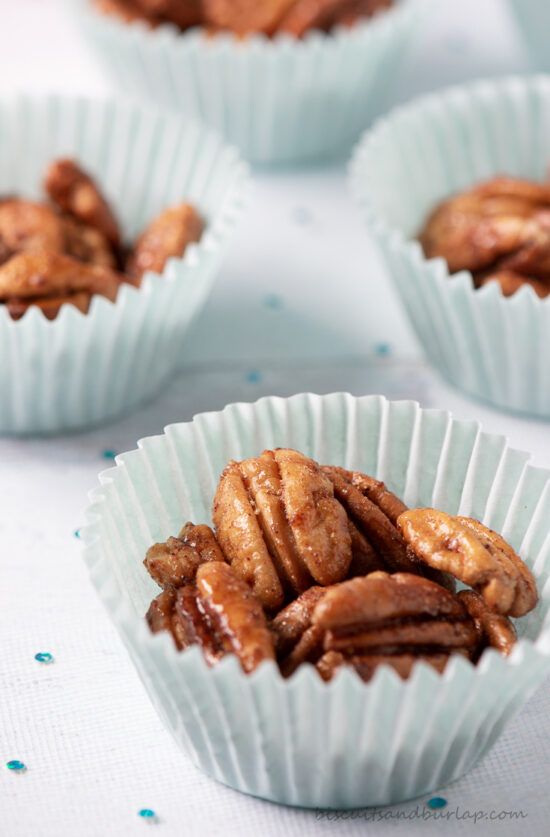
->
xmin=0 ymin=251 xmax=127 ymax=319
xmin=144 ymin=522 xmax=225 ymax=590
xmin=127 ymin=204 xmax=203 ymax=281
xmin=0 ymin=199 xmax=65 ymax=262
xmin=213 ymin=450 xmax=351 ymax=609
xmin=457 ymin=590 xmax=517 ymax=658
xmin=419 ymin=175 xmax=550 ymax=297
xmin=196 ymin=562 xmax=276 ymax=672
xmin=44 ymin=158 xmax=121 ymax=249
xmin=398 ymin=509 xmax=537 ymax=617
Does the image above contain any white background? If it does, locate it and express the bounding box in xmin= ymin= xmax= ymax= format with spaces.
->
xmin=1 ymin=1 xmax=550 ymax=835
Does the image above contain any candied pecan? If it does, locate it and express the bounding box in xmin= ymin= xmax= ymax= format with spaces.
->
xmin=458 ymin=590 xmax=517 ymax=658
xmin=61 ymin=215 xmax=118 ymax=269
xmin=203 ymin=0 xmax=295 ymax=35
xmin=313 ymin=571 xmax=477 ymax=658
xmin=213 ymin=450 xmax=351 ymax=609
xmin=333 ymin=0 xmax=393 ymax=27
xmin=316 ymin=650 xmax=345 ymax=681
xmin=322 ymin=466 xmax=421 ymax=574
xmin=397 ymin=509 xmax=538 ymax=617
xmin=0 ymin=199 xmax=64 ymax=260
xmin=196 ymin=562 xmax=276 ymax=672
xmin=144 ymin=522 xmax=225 ymax=590
xmin=279 ymin=624 xmax=325 ymax=677
xmin=44 ymin=158 xmax=121 ymax=249
xmin=277 ymin=0 xmax=355 ymax=36
xmin=479 ymin=270 xmax=550 ymax=298
xmin=213 ymin=460 xmax=285 ymax=611
xmin=270 ymin=585 xmax=327 ymax=656
xmin=126 ymin=204 xmax=203 ymax=281
xmin=93 ymin=0 xmax=155 ymax=24
xmin=0 ymin=251 xmax=127 ymax=319
xmin=147 ymin=589 xmax=177 ymax=640
xmin=172 ymin=585 xmax=225 ymax=664
xmin=135 ymin=0 xmax=203 ymax=28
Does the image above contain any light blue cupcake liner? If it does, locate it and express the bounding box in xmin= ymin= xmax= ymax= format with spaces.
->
xmin=82 ymin=392 xmax=550 ymax=808
xmin=69 ymin=0 xmax=430 ymax=165
xmin=506 ymin=0 xmax=550 ymax=71
xmin=0 ymin=93 xmax=249 ymax=435
xmin=350 ymin=76 xmax=550 ymax=418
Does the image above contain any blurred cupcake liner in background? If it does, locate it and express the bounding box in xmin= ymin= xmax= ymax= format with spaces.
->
xmin=350 ymin=75 xmax=550 ymax=418
xmin=0 ymin=93 xmax=249 ymax=435
xmin=507 ymin=0 xmax=550 ymax=71
xmin=82 ymin=392 xmax=550 ymax=808
xmin=70 ymin=0 xmax=432 ymax=165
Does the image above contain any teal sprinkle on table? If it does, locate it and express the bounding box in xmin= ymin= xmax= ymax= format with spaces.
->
xmin=428 ymin=797 xmax=447 ymax=809
xmin=375 ymin=342 xmax=391 ymax=357
xmin=6 ymin=761 xmax=25 ymax=772
xmin=102 ymin=450 xmax=117 ymax=460
xmin=138 ymin=809 xmax=156 ymax=819
xmin=264 ymin=294 xmax=283 ymax=310
xmin=245 ymin=370 xmax=262 ymax=384
xmin=35 ymin=652 xmax=53 ymax=663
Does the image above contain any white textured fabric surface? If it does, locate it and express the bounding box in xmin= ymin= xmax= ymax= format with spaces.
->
xmin=2 ymin=0 xmax=550 ymax=834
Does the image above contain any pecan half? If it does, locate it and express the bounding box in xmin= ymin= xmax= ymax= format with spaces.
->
xmin=203 ymin=0 xmax=296 ymax=36
xmin=196 ymin=562 xmax=276 ymax=672
xmin=44 ymin=158 xmax=121 ymax=249
xmin=270 ymin=585 xmax=327 ymax=657
xmin=322 ymin=466 xmax=422 ymax=575
xmin=458 ymin=590 xmax=517 ymax=658
xmin=127 ymin=204 xmax=203 ymax=281
xmin=0 ymin=251 xmax=127 ymax=319
xmin=312 ymin=572 xmax=477 ymax=678
xmin=135 ymin=0 xmax=203 ymax=28
xmin=144 ymin=522 xmax=225 ymax=590
xmin=397 ymin=509 xmax=538 ymax=617
xmin=0 ymin=199 xmax=64 ymax=261
xmin=61 ymin=215 xmax=118 ymax=269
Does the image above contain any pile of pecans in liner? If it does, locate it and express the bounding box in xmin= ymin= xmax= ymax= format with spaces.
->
xmin=145 ymin=449 xmax=538 ymax=682
xmin=0 ymin=159 xmax=202 ymax=319
xmin=419 ymin=175 xmax=550 ymax=299
xmin=94 ymin=0 xmax=394 ymax=38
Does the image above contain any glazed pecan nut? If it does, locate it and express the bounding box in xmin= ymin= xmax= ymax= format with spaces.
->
xmin=135 ymin=0 xmax=203 ymax=28
xmin=397 ymin=509 xmax=538 ymax=617
xmin=127 ymin=204 xmax=203 ymax=281
xmin=322 ymin=466 xmax=422 ymax=575
xmin=0 ymin=199 xmax=65 ymax=261
xmin=270 ymin=585 xmax=327 ymax=657
xmin=196 ymin=561 xmax=276 ymax=673
xmin=213 ymin=449 xmax=352 ymax=610
xmin=203 ymin=0 xmax=296 ymax=35
xmin=457 ymin=590 xmax=517 ymax=658
xmin=0 ymin=251 xmax=127 ymax=319
xmin=44 ymin=158 xmax=121 ymax=248
xmin=312 ymin=571 xmax=477 ymax=666
xmin=144 ymin=522 xmax=225 ymax=590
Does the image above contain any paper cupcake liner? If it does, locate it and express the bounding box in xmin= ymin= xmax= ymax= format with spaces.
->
xmin=350 ymin=76 xmax=550 ymax=418
xmin=0 ymin=93 xmax=249 ymax=435
xmin=506 ymin=0 xmax=550 ymax=71
xmin=82 ymin=393 xmax=550 ymax=808
xmin=69 ymin=0 xmax=429 ymax=165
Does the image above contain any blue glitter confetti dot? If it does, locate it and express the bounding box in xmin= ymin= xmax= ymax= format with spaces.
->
xmin=6 ymin=761 xmax=25 ymax=772
xmin=245 ymin=370 xmax=262 ymax=384
xmin=138 ymin=810 xmax=156 ymax=819
xmin=428 ymin=797 xmax=447 ymax=809
xmin=74 ymin=529 xmax=81 ymax=539
xmin=35 ymin=652 xmax=53 ymax=663
xmin=375 ymin=342 xmax=391 ymax=357
xmin=102 ymin=450 xmax=117 ymax=460
xmin=264 ymin=294 xmax=283 ymax=310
